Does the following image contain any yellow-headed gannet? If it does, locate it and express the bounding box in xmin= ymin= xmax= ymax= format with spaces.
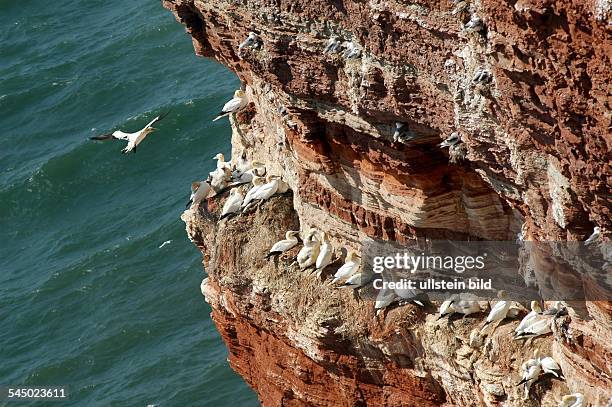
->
xmin=241 ymin=176 xmax=266 ymax=210
xmin=248 ymin=174 xmax=279 ymax=205
xmin=331 ymin=249 xmax=360 ymax=283
xmin=212 ymin=90 xmax=248 ymax=122
xmin=90 ymin=111 xmax=169 ymax=154
xmin=585 ymin=226 xmax=600 ymax=245
xmin=297 ymin=230 xmax=321 ymax=270
xmin=517 ymin=350 xmax=543 ymax=399
xmin=514 ymin=301 xmax=543 ymax=337
xmin=315 ymin=232 xmax=333 ymax=276
xmin=558 ymin=393 xmax=584 ymax=407
xmin=219 ymin=188 xmax=244 ymax=220
xmin=213 ymin=153 xmax=232 ymax=171
xmin=232 ymin=160 xmax=266 ymax=185
xmin=275 ymin=177 xmax=290 ymax=194
xmin=187 ymin=180 xmax=212 ymax=209
xmin=439 ymin=132 xmax=461 ymax=148
xmin=514 ymin=316 xmax=552 ymax=339
xmin=265 ymin=231 xmax=300 ymax=259
xmin=337 ymin=272 xmax=372 ymax=289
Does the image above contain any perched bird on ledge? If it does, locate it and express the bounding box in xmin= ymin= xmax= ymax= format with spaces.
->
xmin=212 ymin=89 xmax=248 ymax=122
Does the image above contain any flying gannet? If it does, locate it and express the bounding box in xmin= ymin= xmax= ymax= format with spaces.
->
xmin=219 ymin=188 xmax=244 ymax=220
xmin=186 ymin=180 xmax=212 ymax=209
xmin=297 ymin=230 xmax=321 ymax=270
xmin=439 ymin=132 xmax=461 ymax=148
xmin=585 ymin=226 xmax=600 ymax=246
xmin=265 ymin=231 xmax=300 ymax=259
xmin=315 ymin=232 xmax=333 ymax=277
xmin=90 ymin=111 xmax=169 ymax=154
xmin=558 ymin=393 xmax=584 ymax=407
xmin=212 ymin=90 xmax=248 ymax=122
xmin=332 ymin=249 xmax=361 ymax=283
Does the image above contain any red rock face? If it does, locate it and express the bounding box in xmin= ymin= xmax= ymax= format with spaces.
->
xmin=168 ymin=0 xmax=611 ymax=405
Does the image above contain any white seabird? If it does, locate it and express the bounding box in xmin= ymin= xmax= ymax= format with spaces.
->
xmin=212 ymin=89 xmax=248 ymax=122
xmin=558 ymin=393 xmax=584 ymax=407
xmin=514 ymin=316 xmax=552 ymax=339
xmin=540 ymin=355 xmax=564 ymax=379
xmin=439 ymin=132 xmax=461 ymax=148
xmin=463 ymin=15 xmax=484 ymax=32
xmin=238 ymin=32 xmax=260 ymax=54
xmin=472 ymin=68 xmax=493 ymax=84
xmin=240 ymin=176 xmax=266 ymax=209
xmin=375 ymin=287 xmax=397 ymax=311
xmin=514 ymin=301 xmax=543 ymax=337
xmin=265 ymin=230 xmax=300 ymax=259
xmin=455 ymin=298 xmax=482 ymax=316
xmin=342 ymin=41 xmax=362 ymax=59
xmin=232 ymin=160 xmax=266 ymax=185
xmin=517 ymin=350 xmax=543 ymax=399
xmin=484 ymin=291 xmax=512 ymax=328
xmin=585 ymin=226 xmax=600 ymax=245
xmin=186 ymin=180 xmax=212 ymax=209
xmin=90 ymin=111 xmax=169 ymax=154
xmin=297 ymin=230 xmax=321 ymax=270
xmin=323 ymin=36 xmax=341 ymax=54
xmin=209 ymin=166 xmax=232 ymax=192
xmin=247 ymin=174 xmax=279 ymax=208
xmin=219 ymin=188 xmax=244 ymax=220
xmin=338 ymin=272 xmax=371 ymax=289
xmin=438 ymin=296 xmax=457 ymax=319
xmin=275 ymin=177 xmax=290 ymax=194
xmin=315 ymin=232 xmax=333 ymax=277
xmin=331 ymin=249 xmax=361 ymax=283
xmin=213 ymin=153 xmax=232 ymax=171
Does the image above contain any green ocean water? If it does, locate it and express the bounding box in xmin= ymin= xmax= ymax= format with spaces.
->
xmin=0 ymin=0 xmax=257 ymax=405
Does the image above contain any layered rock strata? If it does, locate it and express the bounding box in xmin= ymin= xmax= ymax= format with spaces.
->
xmin=166 ymin=0 xmax=611 ymax=405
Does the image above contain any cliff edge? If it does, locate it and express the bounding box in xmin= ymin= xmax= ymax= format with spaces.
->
xmin=165 ymin=0 xmax=611 ymax=405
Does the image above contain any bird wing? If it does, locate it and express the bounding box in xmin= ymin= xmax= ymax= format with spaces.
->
xmin=90 ymin=133 xmax=114 ymax=141
xmin=145 ymin=111 xmax=170 ymax=129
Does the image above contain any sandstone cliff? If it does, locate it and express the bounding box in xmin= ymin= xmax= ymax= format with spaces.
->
xmin=165 ymin=0 xmax=611 ymax=405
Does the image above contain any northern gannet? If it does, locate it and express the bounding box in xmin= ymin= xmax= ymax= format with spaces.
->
xmin=472 ymin=68 xmax=493 ymax=84
xmin=455 ymin=298 xmax=482 ymax=316
xmin=247 ymin=175 xmax=279 ymax=207
xmin=297 ymin=230 xmax=321 ymax=270
xmin=393 ymin=122 xmax=414 ymax=143
xmin=213 ymin=153 xmax=232 ymax=171
xmin=232 ymin=160 xmax=266 ymax=185
xmin=514 ymin=316 xmax=552 ymax=339
xmin=375 ymin=287 xmax=397 ymax=311
xmin=342 ymin=41 xmax=362 ymax=59
xmin=219 ymin=188 xmax=244 ymax=220
xmin=323 ymin=36 xmax=341 ymax=54
xmin=90 ymin=111 xmax=169 ymax=154
xmin=212 ymin=89 xmax=248 ymax=122
xmin=265 ymin=231 xmax=300 ymax=259
xmin=315 ymin=232 xmax=333 ymax=276
xmin=439 ymin=132 xmax=461 ymax=148
xmin=332 ymin=249 xmax=360 ymax=283
xmin=438 ymin=296 xmax=457 ymax=319
xmin=463 ymin=16 xmax=484 ymax=33
xmin=241 ymin=176 xmax=266 ymax=209
xmin=275 ymin=177 xmax=290 ymax=194
xmin=558 ymin=393 xmax=584 ymax=407
xmin=209 ymin=166 xmax=232 ymax=192
xmin=517 ymin=350 xmax=543 ymax=399
xmin=585 ymin=226 xmax=600 ymax=245
xmin=186 ymin=180 xmax=212 ymax=209
xmin=484 ymin=291 xmax=512 ymax=327
xmin=540 ymin=356 xmax=564 ymax=379
xmin=394 ymin=286 xmax=424 ymax=306
xmin=238 ymin=32 xmax=260 ymax=54
xmin=338 ymin=272 xmax=371 ymax=289
xmin=515 ymin=301 xmax=543 ymax=337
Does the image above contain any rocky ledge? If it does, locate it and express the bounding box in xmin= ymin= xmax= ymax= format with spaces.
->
xmin=165 ymin=0 xmax=611 ymax=405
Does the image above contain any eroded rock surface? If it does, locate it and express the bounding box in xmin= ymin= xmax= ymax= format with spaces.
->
xmin=167 ymin=0 xmax=611 ymax=405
